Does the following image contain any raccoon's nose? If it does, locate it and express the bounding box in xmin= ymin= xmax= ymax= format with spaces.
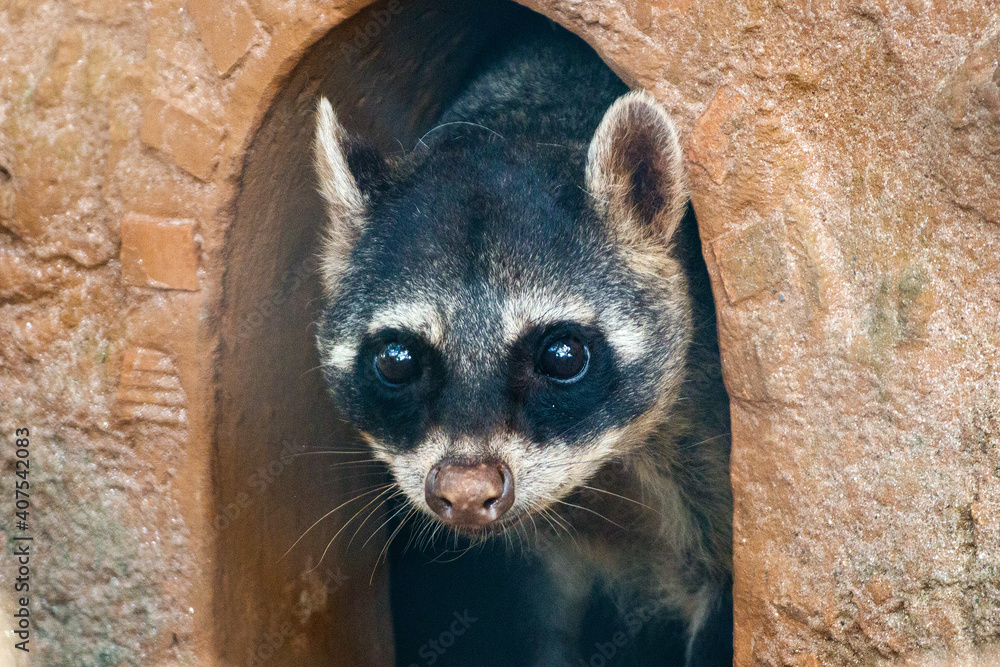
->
xmin=425 ymin=460 xmax=514 ymax=528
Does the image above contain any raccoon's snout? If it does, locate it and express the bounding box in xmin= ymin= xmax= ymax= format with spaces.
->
xmin=425 ymin=460 xmax=515 ymax=528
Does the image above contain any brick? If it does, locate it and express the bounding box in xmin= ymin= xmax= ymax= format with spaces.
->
xmin=710 ymin=217 xmax=787 ymax=305
xmin=186 ymin=0 xmax=259 ymax=75
xmin=687 ymin=86 xmax=743 ymax=185
xmin=140 ymin=97 xmax=225 ymax=181
xmin=121 ymin=213 xmax=200 ymax=290
xmin=115 ymin=347 xmax=187 ymax=425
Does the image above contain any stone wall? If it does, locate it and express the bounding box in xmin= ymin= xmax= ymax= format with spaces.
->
xmin=0 ymin=0 xmax=996 ymax=665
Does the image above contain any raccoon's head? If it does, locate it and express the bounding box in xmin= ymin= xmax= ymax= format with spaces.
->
xmin=314 ymin=92 xmax=691 ymax=535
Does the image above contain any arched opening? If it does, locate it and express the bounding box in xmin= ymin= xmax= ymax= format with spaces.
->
xmin=216 ymin=1 xmax=725 ymax=664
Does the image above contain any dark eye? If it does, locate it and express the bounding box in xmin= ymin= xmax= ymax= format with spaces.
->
xmin=374 ymin=342 xmax=420 ymax=386
xmin=538 ymin=337 xmax=589 ymax=383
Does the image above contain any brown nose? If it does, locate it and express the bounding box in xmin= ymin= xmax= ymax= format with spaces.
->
xmin=425 ymin=460 xmax=515 ymax=528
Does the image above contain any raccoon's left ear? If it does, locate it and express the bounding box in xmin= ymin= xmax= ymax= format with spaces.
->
xmin=314 ymin=97 xmax=390 ymax=293
xmin=586 ymin=91 xmax=688 ymax=246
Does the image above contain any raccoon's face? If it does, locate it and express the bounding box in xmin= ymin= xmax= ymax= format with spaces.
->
xmin=314 ymin=92 xmax=690 ymax=535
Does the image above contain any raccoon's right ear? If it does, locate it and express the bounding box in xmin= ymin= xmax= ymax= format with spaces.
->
xmin=586 ymin=91 xmax=688 ymax=247
xmin=314 ymin=97 xmax=389 ymax=293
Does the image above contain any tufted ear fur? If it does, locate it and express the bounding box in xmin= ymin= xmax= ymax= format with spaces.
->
xmin=314 ymin=97 xmax=388 ymax=294
xmin=586 ymin=91 xmax=688 ymax=248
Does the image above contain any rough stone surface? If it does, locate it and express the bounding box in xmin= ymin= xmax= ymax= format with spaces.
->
xmin=120 ymin=213 xmax=200 ymax=290
xmin=186 ymin=0 xmax=261 ymax=75
xmin=140 ymin=97 xmax=226 ymax=182
xmin=0 ymin=0 xmax=996 ymax=665
xmin=116 ymin=347 xmax=189 ymax=424
xmin=0 ymin=1 xmax=202 ymax=664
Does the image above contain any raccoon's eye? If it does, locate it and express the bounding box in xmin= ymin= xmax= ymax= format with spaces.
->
xmin=538 ymin=337 xmax=589 ymax=383
xmin=374 ymin=342 xmax=420 ymax=386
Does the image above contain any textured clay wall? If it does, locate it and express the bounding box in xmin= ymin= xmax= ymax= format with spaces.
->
xmin=0 ymin=0 xmax=997 ymax=665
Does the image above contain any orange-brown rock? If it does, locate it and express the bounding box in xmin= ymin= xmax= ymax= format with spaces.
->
xmin=140 ymin=97 xmax=226 ymax=182
xmin=186 ymin=0 xmax=260 ymax=75
xmin=120 ymin=213 xmax=200 ymax=290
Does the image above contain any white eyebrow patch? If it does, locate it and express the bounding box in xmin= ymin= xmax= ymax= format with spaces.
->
xmin=500 ymin=291 xmax=597 ymax=345
xmin=367 ymin=301 xmax=445 ymax=346
xmin=324 ymin=341 xmax=358 ymax=371
xmin=600 ymin=311 xmax=648 ymax=363
xmin=500 ymin=291 xmax=647 ymax=362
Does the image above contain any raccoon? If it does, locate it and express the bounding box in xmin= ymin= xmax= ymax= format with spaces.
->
xmin=312 ymin=22 xmax=732 ymax=667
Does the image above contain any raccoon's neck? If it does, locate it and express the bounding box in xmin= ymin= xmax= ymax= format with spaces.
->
xmin=565 ymin=309 xmax=732 ymax=592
